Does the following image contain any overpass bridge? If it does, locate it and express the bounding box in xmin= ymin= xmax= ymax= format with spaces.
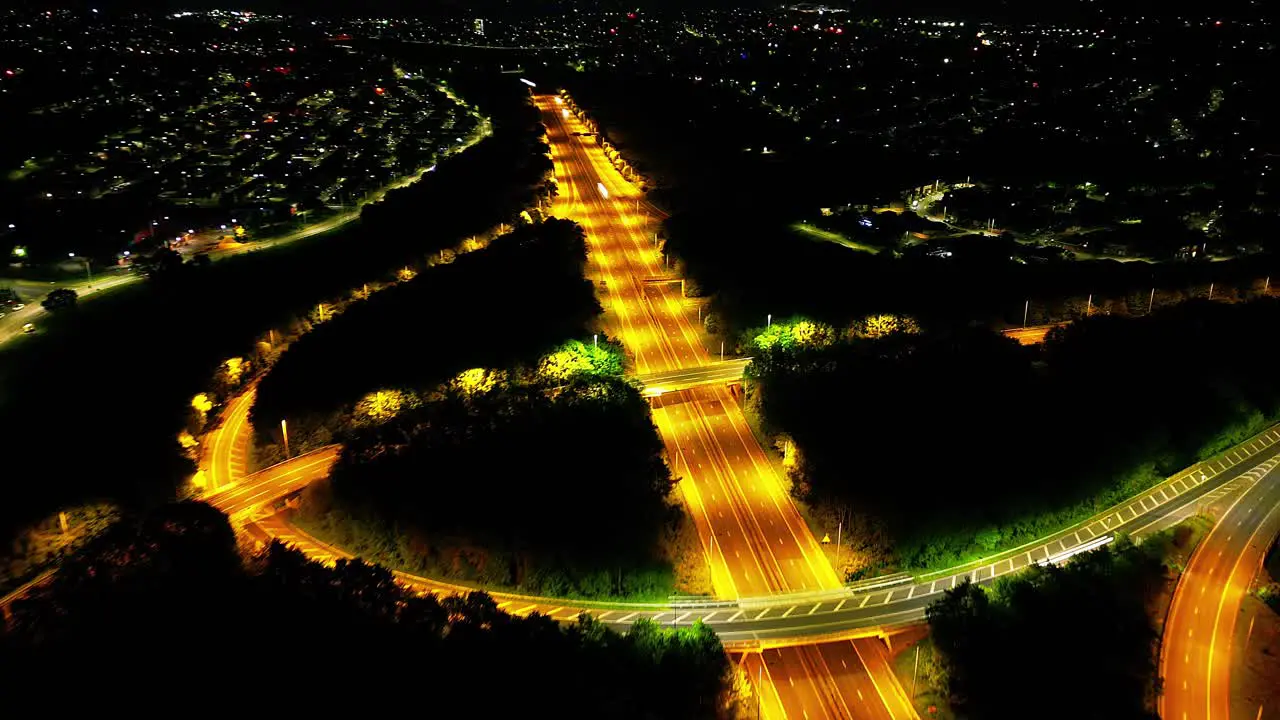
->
xmin=635 ymin=358 xmax=751 ymax=397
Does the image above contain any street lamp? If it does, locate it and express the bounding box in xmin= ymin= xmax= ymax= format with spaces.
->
xmin=69 ymin=252 xmax=91 ymax=282
xmin=767 ymin=313 xmax=772 ymax=328
xmin=281 ymin=419 xmax=291 ymax=459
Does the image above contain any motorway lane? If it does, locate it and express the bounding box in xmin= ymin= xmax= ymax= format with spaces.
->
xmin=201 ymin=385 xmax=257 ymax=491
xmin=1002 ymin=324 xmax=1062 ymax=346
xmin=1160 ymin=458 xmax=1280 ymax=720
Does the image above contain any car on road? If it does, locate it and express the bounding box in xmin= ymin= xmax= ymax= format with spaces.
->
xmin=21 ymin=322 xmax=35 ymax=334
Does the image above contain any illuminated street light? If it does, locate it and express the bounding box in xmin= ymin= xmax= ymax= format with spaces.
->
xmin=281 ymin=419 xmax=290 ymax=459
xmin=767 ymin=313 xmax=772 ymax=328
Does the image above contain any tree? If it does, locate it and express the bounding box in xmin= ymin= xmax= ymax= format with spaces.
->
xmin=137 ymin=248 xmax=185 ymax=279
xmin=41 ymin=288 xmax=77 ymax=312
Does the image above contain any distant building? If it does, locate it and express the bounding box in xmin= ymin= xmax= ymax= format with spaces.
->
xmin=785 ymin=3 xmax=850 ymax=13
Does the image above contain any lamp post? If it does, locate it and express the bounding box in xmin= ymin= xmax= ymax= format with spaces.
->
xmin=593 ymin=334 xmax=598 ymax=349
xmin=767 ymin=313 xmax=772 ymax=328
xmin=69 ymin=252 xmax=91 ymax=283
xmin=912 ymin=644 xmax=920 ymax=699
xmin=281 ymin=419 xmax=290 ymax=460
xmin=1148 ymin=287 xmax=1156 ymax=315
xmin=1022 ymin=299 xmax=1029 ymax=328
xmin=834 ymin=518 xmax=843 ymax=575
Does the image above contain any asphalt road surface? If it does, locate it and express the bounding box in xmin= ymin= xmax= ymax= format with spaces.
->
xmin=1160 ymin=455 xmax=1280 ymax=720
xmin=538 ymin=93 xmax=898 ymax=718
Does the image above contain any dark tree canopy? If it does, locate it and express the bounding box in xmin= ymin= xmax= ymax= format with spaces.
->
xmin=0 ymin=502 xmax=734 ymax=717
xmin=307 ymin=371 xmax=678 ymax=599
xmin=748 ymin=299 xmax=1280 ymax=570
xmin=252 ymin=218 xmax=599 ymax=429
xmin=927 ymin=538 xmax=1168 ymax=720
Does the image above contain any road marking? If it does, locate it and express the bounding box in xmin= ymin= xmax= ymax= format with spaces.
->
xmin=860 ymin=595 xmax=872 ymax=608
xmin=618 ymin=612 xmax=638 ymax=623
xmin=597 ymin=612 xmax=613 ymax=621
xmin=497 ymin=602 xmax=512 ymax=610
xmin=754 ymin=608 xmax=770 ymax=621
xmin=808 ymin=603 xmax=822 ymax=615
xmin=834 ymin=599 xmax=847 ymax=612
xmin=782 ymin=606 xmax=796 ymax=618
xmin=727 ymin=611 xmax=744 ymax=622
xmin=907 ymin=586 xmax=915 ymax=599
xmin=675 ymin=612 xmax=691 ymax=624
xmin=883 ymin=592 xmax=894 ymax=605
xmin=703 ymin=612 xmax=717 ymax=622
xmin=515 ymin=605 xmax=538 ymax=616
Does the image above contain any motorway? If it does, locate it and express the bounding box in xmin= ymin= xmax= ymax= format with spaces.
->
xmin=543 ymin=93 xmax=898 ymax=718
xmin=1160 ymin=455 xmax=1280 ymax=720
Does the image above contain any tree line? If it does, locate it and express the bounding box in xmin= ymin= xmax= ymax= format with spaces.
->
xmin=298 ymin=351 xmax=684 ymax=600
xmin=664 ymin=208 xmax=1280 ymax=343
xmin=0 ymin=501 xmax=737 ymax=717
xmin=746 ymin=299 xmax=1280 ymax=574
xmin=924 ymin=523 xmax=1205 ymax=720
xmin=0 ymin=70 xmax=551 ymax=539
xmin=250 ymin=218 xmax=599 ymax=448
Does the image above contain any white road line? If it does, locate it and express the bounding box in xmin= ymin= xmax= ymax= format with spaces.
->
xmin=883 ymin=592 xmax=894 ymax=605
xmin=808 ymin=603 xmax=822 ymax=615
xmin=754 ymin=608 xmax=770 ymax=620
xmin=860 ymin=595 xmax=873 ymax=608
xmin=618 ymin=612 xmax=638 ymax=623
xmin=907 ymin=586 xmax=915 ymax=599
xmin=675 ymin=612 xmax=691 ymax=623
xmin=726 ymin=611 xmax=744 ymax=622
xmin=834 ymin=599 xmax=847 ymax=612
xmin=782 ymin=607 xmax=796 ymax=618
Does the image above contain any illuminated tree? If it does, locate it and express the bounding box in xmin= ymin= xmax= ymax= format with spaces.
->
xmin=450 ymin=367 xmax=506 ymax=397
xmin=355 ymin=389 xmax=416 ymax=423
xmin=850 ymin=313 xmax=922 ymax=339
